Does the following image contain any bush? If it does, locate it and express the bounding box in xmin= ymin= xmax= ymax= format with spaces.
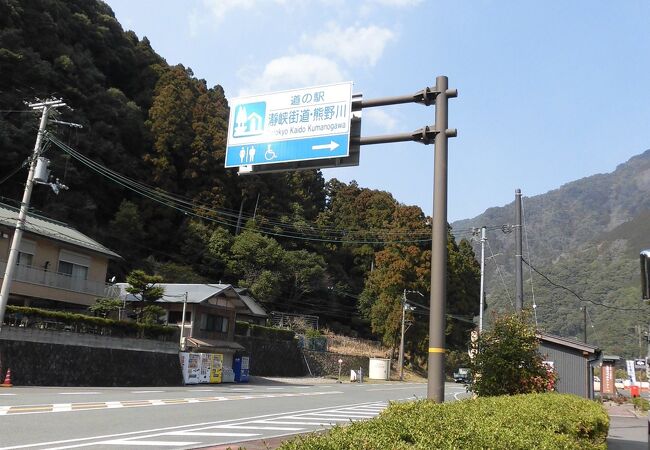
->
xmin=470 ymin=312 xmax=556 ymax=396
xmin=279 ymin=393 xmax=609 ymax=450
xmin=5 ymin=305 xmax=176 ymax=339
xmin=632 ymin=396 xmax=650 ymax=412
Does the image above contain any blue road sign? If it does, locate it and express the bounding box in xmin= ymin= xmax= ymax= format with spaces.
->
xmin=225 ymin=82 xmax=353 ymax=168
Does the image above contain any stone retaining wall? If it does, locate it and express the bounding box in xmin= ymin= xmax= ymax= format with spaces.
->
xmin=0 ymin=328 xmax=182 ymax=386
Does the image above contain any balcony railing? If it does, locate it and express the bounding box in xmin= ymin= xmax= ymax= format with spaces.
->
xmin=0 ymin=261 xmax=108 ymax=297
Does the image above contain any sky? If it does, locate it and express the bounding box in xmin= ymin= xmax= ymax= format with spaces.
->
xmin=105 ymin=0 xmax=650 ymax=222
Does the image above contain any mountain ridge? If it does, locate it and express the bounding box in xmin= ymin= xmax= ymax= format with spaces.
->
xmin=452 ymin=148 xmax=650 ymax=357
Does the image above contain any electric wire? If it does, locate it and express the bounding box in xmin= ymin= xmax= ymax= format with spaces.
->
xmin=46 ymin=133 xmax=436 ymax=239
xmin=486 ymin=238 xmax=514 ymax=308
xmin=522 ymin=258 xmax=647 ymax=312
xmin=46 ymin=132 xmax=491 ymax=240
xmin=44 ymin=133 xmax=485 ymax=244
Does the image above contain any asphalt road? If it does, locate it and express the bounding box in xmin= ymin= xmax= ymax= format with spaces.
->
xmin=0 ymin=380 xmax=469 ymax=449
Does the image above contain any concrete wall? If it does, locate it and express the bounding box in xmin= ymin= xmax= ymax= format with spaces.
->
xmin=0 ymin=328 xmax=182 ymax=386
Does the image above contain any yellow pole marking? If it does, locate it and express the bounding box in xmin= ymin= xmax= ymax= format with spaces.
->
xmin=428 ymin=347 xmax=445 ymax=353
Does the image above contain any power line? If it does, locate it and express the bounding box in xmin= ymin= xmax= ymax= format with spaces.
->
xmin=522 ymin=258 xmax=647 ymax=312
xmin=486 ymin=239 xmax=514 ymax=308
xmin=44 ymin=133 xmax=488 ymax=245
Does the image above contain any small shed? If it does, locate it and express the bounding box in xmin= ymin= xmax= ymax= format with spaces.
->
xmin=538 ymin=333 xmax=601 ymax=399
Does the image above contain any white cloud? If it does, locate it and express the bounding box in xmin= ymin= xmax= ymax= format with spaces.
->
xmin=202 ymin=0 xmax=258 ymax=23
xmin=238 ymin=54 xmax=346 ymax=96
xmin=370 ymin=0 xmax=422 ymax=6
xmin=190 ymin=0 xmax=290 ymax=34
xmin=364 ymin=108 xmax=399 ymax=133
xmin=302 ymin=24 xmax=395 ymax=67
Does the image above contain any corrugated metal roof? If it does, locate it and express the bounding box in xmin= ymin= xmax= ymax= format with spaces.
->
xmin=0 ymin=203 xmax=120 ymax=258
xmin=538 ymin=332 xmax=600 ymax=354
xmin=235 ymin=288 xmax=268 ymax=317
xmin=114 ymin=283 xmax=245 ymax=308
xmin=185 ymin=337 xmax=245 ymax=351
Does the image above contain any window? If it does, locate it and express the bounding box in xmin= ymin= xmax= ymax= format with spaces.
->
xmin=17 ymin=239 xmax=36 ymax=266
xmin=16 ymin=252 xmax=33 ymax=267
xmin=58 ymin=250 xmax=90 ymax=279
xmin=168 ymin=311 xmax=191 ymax=324
xmin=201 ymin=313 xmax=229 ymax=333
xmin=57 ymin=261 xmax=88 ymax=279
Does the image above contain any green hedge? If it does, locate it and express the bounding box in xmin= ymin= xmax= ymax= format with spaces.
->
xmin=5 ymin=306 xmax=176 ymax=339
xmin=235 ymin=320 xmax=295 ymax=341
xmin=279 ymin=393 xmax=609 ymax=450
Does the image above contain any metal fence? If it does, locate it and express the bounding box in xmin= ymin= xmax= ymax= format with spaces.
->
xmin=270 ymin=311 xmax=319 ymax=330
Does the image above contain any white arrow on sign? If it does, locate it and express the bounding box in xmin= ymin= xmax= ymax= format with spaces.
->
xmin=312 ymin=140 xmax=340 ymax=151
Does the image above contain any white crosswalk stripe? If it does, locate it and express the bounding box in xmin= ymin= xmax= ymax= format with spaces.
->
xmin=85 ymin=401 xmax=389 ymax=448
xmin=104 ymin=439 xmax=201 ymax=446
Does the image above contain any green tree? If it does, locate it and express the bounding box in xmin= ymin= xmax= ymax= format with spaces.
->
xmin=125 ymin=270 xmax=165 ymax=322
xmin=469 ymin=312 xmax=556 ymax=396
xmin=89 ymin=297 xmax=123 ymax=318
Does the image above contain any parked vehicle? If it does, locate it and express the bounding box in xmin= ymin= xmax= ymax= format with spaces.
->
xmin=454 ymin=367 xmax=470 ymax=383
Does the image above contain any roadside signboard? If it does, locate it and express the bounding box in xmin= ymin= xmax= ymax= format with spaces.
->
xmin=626 ymin=359 xmax=637 ymax=383
xmin=634 ymin=358 xmax=647 ymax=369
xmin=225 ymin=82 xmax=353 ymax=168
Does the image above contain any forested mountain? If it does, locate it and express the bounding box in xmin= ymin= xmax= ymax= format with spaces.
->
xmin=0 ymin=0 xmax=480 ymax=359
xmin=452 ymin=150 xmax=650 ymax=357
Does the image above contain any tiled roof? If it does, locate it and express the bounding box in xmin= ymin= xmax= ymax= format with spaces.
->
xmin=0 ymin=203 xmax=120 ymax=258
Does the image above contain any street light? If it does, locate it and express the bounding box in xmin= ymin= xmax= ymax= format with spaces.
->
xmin=399 ymin=289 xmax=424 ymax=381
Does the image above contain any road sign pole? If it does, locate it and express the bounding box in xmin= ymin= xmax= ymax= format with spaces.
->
xmin=428 ymin=76 xmax=453 ymax=403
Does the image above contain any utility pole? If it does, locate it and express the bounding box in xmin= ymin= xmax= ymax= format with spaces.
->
xmin=179 ymin=291 xmax=188 ymax=350
xmin=399 ymin=290 xmax=422 ymax=381
xmin=399 ymin=290 xmax=407 ymax=381
xmin=514 ymin=189 xmax=523 ymax=312
xmin=479 ymin=226 xmax=486 ymax=333
xmin=0 ymin=99 xmax=65 ymax=330
xmin=582 ymin=306 xmax=588 ymax=344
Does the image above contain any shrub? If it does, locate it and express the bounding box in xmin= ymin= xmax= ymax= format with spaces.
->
xmin=632 ymin=396 xmax=650 ymax=412
xmin=5 ymin=305 xmax=176 ymax=339
xmin=469 ymin=312 xmax=557 ymax=396
xmin=235 ymin=320 xmax=250 ymax=336
xmin=279 ymin=393 xmax=609 ymax=450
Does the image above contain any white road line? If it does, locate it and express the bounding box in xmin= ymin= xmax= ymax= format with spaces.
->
xmin=51 ymin=404 xmax=72 ymax=413
xmin=103 ymin=440 xmax=201 ymax=447
xmin=0 ymin=391 xmax=342 ymax=416
xmin=131 ymin=390 xmax=164 ymax=394
xmin=365 ymin=387 xmax=423 ymax=392
xmin=230 ymin=388 xmax=252 ymax=391
xmin=57 ymin=392 xmax=101 ymax=395
xmin=258 ymin=420 xmax=339 ymax=426
xmin=188 ymin=389 xmax=214 ymax=392
xmin=105 ymin=401 xmax=123 ymax=409
xmin=308 ymin=412 xmax=374 ymax=418
xmin=297 ymin=416 xmax=355 ymax=422
xmin=216 ymin=425 xmax=304 ymax=431
xmin=168 ymin=431 xmax=259 ymax=437
xmin=0 ymin=393 xmax=16 ymax=396
xmin=266 ymin=387 xmax=285 ymax=390
xmin=295 ymin=386 xmax=310 ymax=389
xmin=0 ymin=399 xmax=381 ymax=450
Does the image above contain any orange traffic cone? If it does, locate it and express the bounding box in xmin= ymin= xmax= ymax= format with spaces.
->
xmin=1 ymin=369 xmax=13 ymax=387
